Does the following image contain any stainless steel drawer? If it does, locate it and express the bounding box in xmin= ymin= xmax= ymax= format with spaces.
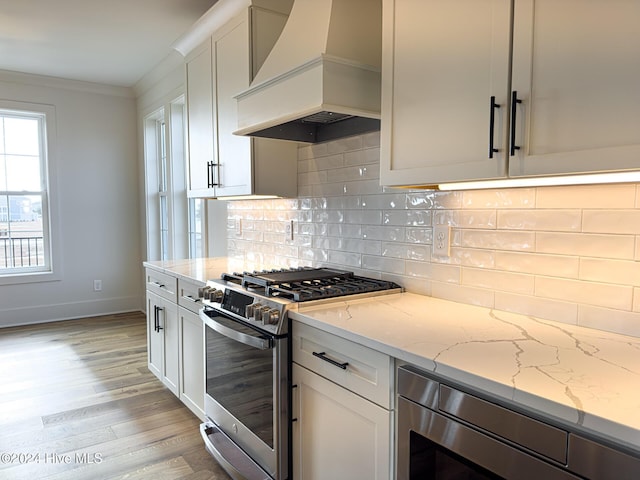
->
xmin=439 ymin=384 xmax=568 ymax=464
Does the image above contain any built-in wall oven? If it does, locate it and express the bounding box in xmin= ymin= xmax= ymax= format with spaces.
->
xmin=397 ymin=365 xmax=640 ymax=480
xmin=199 ymin=268 xmax=401 ymax=480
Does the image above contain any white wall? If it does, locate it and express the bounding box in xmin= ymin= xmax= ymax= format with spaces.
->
xmin=227 ymin=132 xmax=640 ymax=339
xmin=0 ymin=71 xmax=141 ymax=326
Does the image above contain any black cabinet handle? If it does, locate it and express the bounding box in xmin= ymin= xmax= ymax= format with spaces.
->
xmin=510 ymin=91 xmax=522 ymax=156
xmin=312 ymin=351 xmax=349 ymax=370
xmin=489 ymin=96 xmax=500 ymax=159
xmin=157 ymin=306 xmax=164 ymax=331
xmin=153 ymin=305 xmax=159 ymax=332
xmin=207 ymin=161 xmax=220 ymax=188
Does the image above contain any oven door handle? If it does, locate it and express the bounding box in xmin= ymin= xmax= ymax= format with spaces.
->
xmin=201 ymin=312 xmax=273 ymax=350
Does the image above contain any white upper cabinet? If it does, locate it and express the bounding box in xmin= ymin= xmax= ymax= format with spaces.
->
xmin=185 ymin=6 xmax=298 ymax=198
xmin=380 ymin=0 xmax=512 ymax=186
xmin=381 ymin=0 xmax=640 ymax=187
xmin=510 ymin=0 xmax=640 ymax=177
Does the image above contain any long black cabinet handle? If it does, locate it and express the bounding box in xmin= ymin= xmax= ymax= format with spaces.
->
xmin=154 ymin=305 xmax=164 ymax=332
xmin=207 ymin=161 xmax=220 ymax=188
xmin=489 ymin=96 xmax=500 ymax=158
xmin=153 ymin=305 xmax=159 ymax=332
xmin=312 ymin=351 xmax=349 ymax=370
xmin=510 ymin=91 xmax=522 ymax=156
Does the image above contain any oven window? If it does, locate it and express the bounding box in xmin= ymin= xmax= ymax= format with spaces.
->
xmin=206 ymin=319 xmax=274 ymax=448
xmin=410 ymin=431 xmax=503 ymax=479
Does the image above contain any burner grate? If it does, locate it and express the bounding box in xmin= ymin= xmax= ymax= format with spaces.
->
xmin=220 ymin=268 xmax=401 ymax=302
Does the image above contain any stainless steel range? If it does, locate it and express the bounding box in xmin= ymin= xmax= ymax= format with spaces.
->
xmin=198 ymin=267 xmax=401 ymax=480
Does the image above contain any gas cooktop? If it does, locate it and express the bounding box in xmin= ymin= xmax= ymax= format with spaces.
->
xmin=199 ymin=267 xmax=402 ymax=336
xmin=220 ymin=267 xmax=401 ymax=302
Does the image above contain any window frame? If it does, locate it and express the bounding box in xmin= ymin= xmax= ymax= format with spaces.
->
xmin=143 ymin=94 xmax=206 ymax=262
xmin=0 ymin=100 xmax=61 ymax=285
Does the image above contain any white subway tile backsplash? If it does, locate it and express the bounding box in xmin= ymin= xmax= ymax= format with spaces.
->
xmin=455 ymin=210 xmax=497 ymax=229
xmin=461 ymin=230 xmax=535 ymax=251
xmin=430 ymin=263 xmax=462 ymax=284
xmin=462 ymin=267 xmax=534 ymax=295
xmin=462 ymin=188 xmax=536 ymax=209
xmin=579 ymin=258 xmax=640 ymax=286
xmin=536 ymin=232 xmax=635 ymax=259
xmin=578 ymin=305 xmax=640 ymax=337
xmin=362 ymin=255 xmax=405 ymax=275
xmin=497 ymin=209 xmax=581 ymax=232
xmin=494 ymin=292 xmax=578 ymax=325
xmin=495 ymin=251 xmax=579 ymax=277
xmin=431 ymin=282 xmax=495 ymax=308
xmin=536 ymin=184 xmax=636 ymax=209
xmin=344 ymin=147 xmax=380 ymax=166
xmin=383 ymin=210 xmax=432 ymax=226
xmin=582 ymin=210 xmax=640 ymax=234
xmin=405 ymin=227 xmax=432 ymax=244
xmin=535 ymin=276 xmax=633 ymax=310
xmin=225 ymin=134 xmax=640 ymax=338
xmin=362 ymin=225 xmax=404 ymax=241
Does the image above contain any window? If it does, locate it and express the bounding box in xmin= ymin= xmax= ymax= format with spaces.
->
xmin=188 ymin=198 xmax=204 ymax=258
xmin=144 ymin=96 xmax=204 ymax=261
xmin=0 ymin=105 xmax=54 ymax=276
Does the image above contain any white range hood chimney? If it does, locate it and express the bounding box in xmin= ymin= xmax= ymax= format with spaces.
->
xmin=235 ymin=0 xmax=382 ymax=143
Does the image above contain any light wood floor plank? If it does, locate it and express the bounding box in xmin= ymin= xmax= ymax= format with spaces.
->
xmin=0 ymin=312 xmax=231 ymax=480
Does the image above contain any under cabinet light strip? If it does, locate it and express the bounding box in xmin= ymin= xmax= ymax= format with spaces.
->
xmin=437 ymin=171 xmax=640 ymax=191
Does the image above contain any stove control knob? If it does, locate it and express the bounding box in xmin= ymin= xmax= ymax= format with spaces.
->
xmin=255 ymin=306 xmax=270 ymax=322
xmin=198 ymin=286 xmax=210 ymax=299
xmin=208 ymin=289 xmax=223 ymax=302
xmin=245 ymin=303 xmax=260 ymax=319
xmin=263 ymin=309 xmax=280 ymax=325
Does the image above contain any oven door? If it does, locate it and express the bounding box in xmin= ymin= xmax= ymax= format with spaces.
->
xmin=200 ymin=309 xmax=288 ymax=480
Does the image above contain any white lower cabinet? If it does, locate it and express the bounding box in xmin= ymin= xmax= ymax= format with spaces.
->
xmin=146 ymin=267 xmax=205 ymax=420
xmin=178 ymin=306 xmax=205 ymax=419
xmin=147 ymin=290 xmax=179 ymax=396
xmin=291 ymin=321 xmax=394 ymax=480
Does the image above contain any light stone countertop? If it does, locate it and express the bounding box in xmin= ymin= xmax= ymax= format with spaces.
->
xmin=291 ymin=292 xmax=640 ymax=455
xmin=143 ymin=258 xmax=640 ymax=454
xmin=143 ymin=257 xmax=245 ymax=284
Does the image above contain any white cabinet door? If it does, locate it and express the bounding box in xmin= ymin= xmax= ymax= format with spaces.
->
xmin=178 ymin=306 xmax=205 ymax=420
xmin=147 ymin=291 xmax=179 ymax=396
xmin=147 ymin=291 xmax=164 ymax=381
xmin=380 ymin=0 xmax=512 ymax=186
xmin=162 ymin=297 xmax=180 ymax=396
xmin=186 ymin=39 xmax=216 ymax=197
xmin=509 ymin=0 xmax=640 ymax=177
xmin=214 ymin=17 xmax=253 ymax=197
xmin=292 ymin=363 xmax=392 ymax=480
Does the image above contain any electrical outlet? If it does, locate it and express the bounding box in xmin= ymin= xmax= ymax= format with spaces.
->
xmin=93 ymin=279 xmax=102 ymax=292
xmin=235 ymin=218 xmax=242 ymax=236
xmin=433 ymin=225 xmax=451 ymax=257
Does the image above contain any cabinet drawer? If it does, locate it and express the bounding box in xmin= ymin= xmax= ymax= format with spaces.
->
xmin=145 ymin=269 xmax=177 ymax=303
xmin=178 ymin=278 xmax=205 ymax=314
xmin=292 ymin=321 xmax=393 ymax=409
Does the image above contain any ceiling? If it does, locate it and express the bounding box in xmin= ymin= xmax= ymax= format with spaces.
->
xmin=0 ymin=0 xmax=219 ymax=87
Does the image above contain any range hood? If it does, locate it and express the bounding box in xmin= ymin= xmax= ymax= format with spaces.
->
xmin=235 ymin=0 xmax=382 ymax=143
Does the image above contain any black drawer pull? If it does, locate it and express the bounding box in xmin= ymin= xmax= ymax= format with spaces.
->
xmin=312 ymin=351 xmax=349 ymax=370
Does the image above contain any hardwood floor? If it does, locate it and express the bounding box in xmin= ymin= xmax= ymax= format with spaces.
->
xmin=0 ymin=312 xmax=231 ymax=480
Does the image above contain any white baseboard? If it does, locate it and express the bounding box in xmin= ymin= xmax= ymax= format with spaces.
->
xmin=0 ymin=296 xmax=144 ymax=328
